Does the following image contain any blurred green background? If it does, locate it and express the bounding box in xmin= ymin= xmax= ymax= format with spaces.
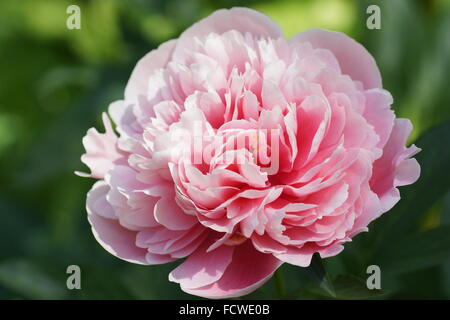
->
xmin=1 ymin=0 xmax=450 ymax=299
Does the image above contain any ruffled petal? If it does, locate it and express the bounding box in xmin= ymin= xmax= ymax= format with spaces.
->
xmin=125 ymin=40 xmax=177 ymax=102
xmin=86 ymin=181 xmax=148 ymax=264
xmin=77 ymin=113 xmax=125 ymax=179
xmin=370 ymin=119 xmax=421 ymax=211
xmin=290 ymin=28 xmax=382 ymax=89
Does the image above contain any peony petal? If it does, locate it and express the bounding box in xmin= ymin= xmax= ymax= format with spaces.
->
xmin=86 ymin=181 xmax=116 ymax=219
xmin=145 ymin=252 xmax=177 ymax=264
xmin=175 ymin=8 xmax=283 ymax=56
xmin=395 ymin=158 xmax=421 ymax=187
xmin=180 ymin=241 xmax=283 ymax=299
xmin=274 ymin=245 xmax=316 ymax=267
xmin=78 ymin=113 xmax=125 ymax=179
xmin=154 ymin=197 xmax=198 ymax=231
xmin=87 ymin=181 xmax=148 ymax=264
xmin=371 ymin=119 xmax=421 ymax=211
xmin=363 ymin=88 xmax=395 ymax=149
xmin=290 ymin=29 xmax=382 ymax=89
xmin=125 ymin=40 xmax=177 ymax=102
xmin=168 ymin=241 xmax=234 ymax=289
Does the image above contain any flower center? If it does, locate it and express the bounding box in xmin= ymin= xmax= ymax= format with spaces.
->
xmin=224 ymin=232 xmax=247 ymax=246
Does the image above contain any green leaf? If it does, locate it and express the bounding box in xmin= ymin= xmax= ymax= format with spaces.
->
xmin=297 ymin=273 xmax=388 ymax=300
xmin=0 ymin=260 xmax=67 ymax=299
xmin=379 ymin=226 xmax=450 ymax=275
xmin=332 ymin=274 xmax=388 ymax=300
xmin=307 ymin=254 xmax=336 ymax=298
xmin=74 ymin=263 xmax=136 ymax=300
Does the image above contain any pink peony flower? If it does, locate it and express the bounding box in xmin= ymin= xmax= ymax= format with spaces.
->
xmin=77 ymin=8 xmax=420 ymax=298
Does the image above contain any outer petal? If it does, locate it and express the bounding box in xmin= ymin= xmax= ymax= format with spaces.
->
xmin=179 ymin=7 xmax=282 ymax=40
xmin=178 ymin=241 xmax=283 ymax=299
xmin=168 ymin=241 xmax=234 ymax=289
xmin=274 ymin=246 xmax=315 ymax=267
xmin=363 ymin=88 xmax=395 ymax=149
xmin=370 ymin=119 xmax=421 ymax=211
xmin=77 ymin=113 xmax=125 ymax=179
xmin=290 ymin=28 xmax=382 ymax=89
xmin=86 ymin=181 xmax=148 ymax=264
xmin=173 ymin=7 xmax=283 ymax=61
xmin=125 ymin=39 xmax=177 ymax=102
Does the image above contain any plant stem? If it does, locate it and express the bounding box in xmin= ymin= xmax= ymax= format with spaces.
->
xmin=274 ymin=269 xmax=286 ymax=298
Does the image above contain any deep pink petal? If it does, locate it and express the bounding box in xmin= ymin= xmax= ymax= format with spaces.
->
xmin=179 ymin=241 xmax=283 ymax=299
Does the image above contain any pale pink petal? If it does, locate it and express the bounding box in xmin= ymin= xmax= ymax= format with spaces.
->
xmin=176 ymin=8 xmax=283 ymax=56
xmin=252 ymin=234 xmax=287 ymax=254
xmin=371 ymin=119 xmax=421 ymax=211
xmin=168 ymin=241 xmax=234 ymax=289
xmin=78 ymin=113 xmax=125 ymax=179
xmin=363 ymin=88 xmax=395 ymax=149
xmin=395 ymin=158 xmax=421 ymax=187
xmin=154 ymin=197 xmax=198 ymax=231
xmin=87 ymin=181 xmax=147 ymax=264
xmin=145 ymin=252 xmax=177 ymax=264
xmin=290 ymin=29 xmax=382 ymax=89
xmin=86 ymin=181 xmax=116 ymax=219
xmin=274 ymin=245 xmax=316 ymax=267
xmin=125 ymin=40 xmax=177 ymax=102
